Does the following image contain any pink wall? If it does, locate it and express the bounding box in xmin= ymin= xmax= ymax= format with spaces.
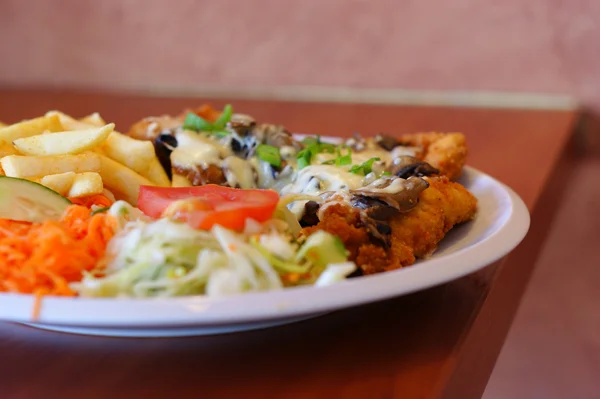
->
xmin=1 ymin=0 xmax=599 ymax=108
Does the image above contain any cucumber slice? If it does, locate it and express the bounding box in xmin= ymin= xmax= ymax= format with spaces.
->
xmin=0 ymin=176 xmax=71 ymax=223
xmin=295 ymin=230 xmax=348 ymax=268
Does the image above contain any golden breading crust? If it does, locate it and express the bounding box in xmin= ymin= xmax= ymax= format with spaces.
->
xmin=399 ymin=132 xmax=468 ymax=181
xmin=303 ymin=176 xmax=477 ymax=275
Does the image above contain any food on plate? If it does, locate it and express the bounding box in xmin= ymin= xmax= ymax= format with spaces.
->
xmin=74 ymin=209 xmax=353 ymax=297
xmin=1 ymin=152 xmax=102 ymax=178
xmin=127 ymin=104 xmax=477 ymax=275
xmin=138 ymin=185 xmax=280 ymax=231
xmin=0 ymin=204 xmax=116 ymax=297
xmin=13 ymin=124 xmax=114 ymax=156
xmin=0 ymin=176 xmax=72 ymax=223
xmin=0 ymin=114 xmax=63 ymax=146
xmin=303 ymin=175 xmax=477 ymax=274
xmin=101 ymin=129 xmax=170 ymax=186
xmin=0 ymin=105 xmax=477 ymax=305
xmin=97 ymin=154 xmax=153 ymax=205
xmin=40 ymin=171 xmax=104 ymax=198
xmin=396 ymin=132 xmax=467 ymax=181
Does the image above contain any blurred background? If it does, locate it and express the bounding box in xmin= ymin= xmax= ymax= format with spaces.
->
xmin=1 ymin=1 xmax=599 ymax=397
xmin=1 ymin=0 xmax=599 ymax=108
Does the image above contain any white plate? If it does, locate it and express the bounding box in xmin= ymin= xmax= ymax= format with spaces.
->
xmin=0 ymin=165 xmax=529 ymax=337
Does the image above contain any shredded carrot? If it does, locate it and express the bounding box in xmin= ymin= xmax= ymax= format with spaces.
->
xmin=69 ymin=194 xmax=113 ymax=208
xmin=0 ymin=205 xmax=117 ymax=298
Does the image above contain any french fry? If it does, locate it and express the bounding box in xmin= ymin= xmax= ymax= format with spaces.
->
xmin=145 ymin=157 xmax=170 ymax=187
xmin=98 ymin=155 xmax=152 ymax=205
xmin=1 ymin=152 xmax=101 ymax=178
xmin=101 ymin=131 xmax=169 ymax=186
xmin=102 ymin=131 xmax=155 ymax=173
xmin=13 ymin=124 xmax=114 ymax=156
xmin=0 ymin=115 xmax=63 ymax=145
xmin=39 ymin=171 xmax=104 ymax=197
xmin=79 ymin=113 xmax=107 ymax=127
xmin=171 ymin=174 xmax=192 ymax=187
xmin=45 ymin=110 xmax=97 ymax=131
xmin=40 ymin=172 xmax=76 ymax=195
xmin=0 ymin=121 xmax=6 ymax=128
xmin=68 ymin=172 xmax=104 ymax=197
xmin=0 ymin=144 xmax=17 ymax=157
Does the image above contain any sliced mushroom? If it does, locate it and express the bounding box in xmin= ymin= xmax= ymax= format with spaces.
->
xmin=355 ymin=176 xmax=429 ymax=210
xmin=228 ymin=114 xmax=257 ymax=137
xmin=316 ymin=176 xmax=429 ymax=245
xmin=253 ymin=124 xmax=299 ymax=148
xmin=347 ymin=177 xmax=427 ymax=244
xmin=345 ymin=133 xmax=367 ymax=151
xmin=300 ymin=200 xmax=321 ymax=227
xmin=374 ymin=133 xmax=400 ymax=151
xmin=390 ymin=156 xmax=439 ymax=179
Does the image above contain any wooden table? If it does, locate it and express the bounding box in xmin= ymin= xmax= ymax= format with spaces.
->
xmin=0 ymin=89 xmax=581 ymax=399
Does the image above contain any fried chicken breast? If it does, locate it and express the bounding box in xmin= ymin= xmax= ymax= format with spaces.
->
xmin=303 ymin=175 xmax=477 ymax=275
xmin=399 ymin=132 xmax=468 ymax=181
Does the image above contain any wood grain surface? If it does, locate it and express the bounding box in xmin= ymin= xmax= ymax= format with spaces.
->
xmin=0 ymin=89 xmax=580 ymax=399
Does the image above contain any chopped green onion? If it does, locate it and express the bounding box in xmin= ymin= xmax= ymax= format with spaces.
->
xmin=349 ymin=157 xmax=381 ymax=175
xmin=336 ymin=147 xmax=352 ymax=166
xmin=297 ymin=148 xmax=312 ymax=169
xmin=91 ymin=206 xmax=110 ymax=216
xmin=319 ymin=142 xmax=336 ymax=153
xmin=322 ymin=147 xmax=352 ymax=166
xmin=382 ymin=171 xmax=392 ymax=176
xmin=183 ymin=113 xmax=212 ymax=132
xmin=183 ymin=104 xmax=233 ymax=134
xmin=212 ymin=130 xmax=231 ymax=138
xmin=297 ymin=138 xmax=337 ymax=169
xmin=256 ymin=144 xmax=282 ymax=168
xmin=213 ymin=104 xmax=233 ymax=129
xmin=302 ymin=136 xmax=320 ymax=145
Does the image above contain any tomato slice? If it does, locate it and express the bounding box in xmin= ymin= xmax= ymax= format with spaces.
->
xmin=137 ymin=185 xmax=280 ymax=231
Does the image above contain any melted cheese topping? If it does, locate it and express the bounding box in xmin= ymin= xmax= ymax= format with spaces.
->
xmin=280 ymin=165 xmax=364 ymax=196
xmin=222 ymin=156 xmax=255 ymax=189
xmin=279 ymin=165 xmax=365 ymax=217
xmin=391 ymin=146 xmax=420 ymax=159
xmin=355 ymin=177 xmax=407 ymax=194
xmin=171 ymin=131 xmax=231 ymax=168
xmin=169 ymin=132 xmax=425 ymax=218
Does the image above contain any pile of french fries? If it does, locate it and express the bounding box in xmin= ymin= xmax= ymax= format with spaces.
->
xmin=0 ymin=111 xmax=169 ymax=205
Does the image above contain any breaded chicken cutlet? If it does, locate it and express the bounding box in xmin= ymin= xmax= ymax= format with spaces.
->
xmin=302 ymin=176 xmax=477 ymax=274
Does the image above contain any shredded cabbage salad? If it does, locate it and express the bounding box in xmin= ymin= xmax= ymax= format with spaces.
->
xmin=73 ymin=199 xmax=356 ymax=298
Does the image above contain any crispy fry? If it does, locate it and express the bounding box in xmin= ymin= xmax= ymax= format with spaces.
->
xmin=0 ymin=115 xmax=63 ymax=145
xmin=13 ymin=124 xmax=114 ymax=156
xmin=40 ymin=172 xmax=76 ymax=195
xmin=102 ymin=132 xmax=155 ymax=173
xmin=68 ymin=172 xmax=104 ymax=197
xmin=1 ymin=153 xmax=101 ymax=178
xmin=98 ymin=154 xmax=152 ymax=205
xmin=0 ymin=144 xmax=17 ymax=157
xmin=79 ymin=113 xmax=107 ymax=127
xmin=45 ymin=110 xmax=97 ymax=131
